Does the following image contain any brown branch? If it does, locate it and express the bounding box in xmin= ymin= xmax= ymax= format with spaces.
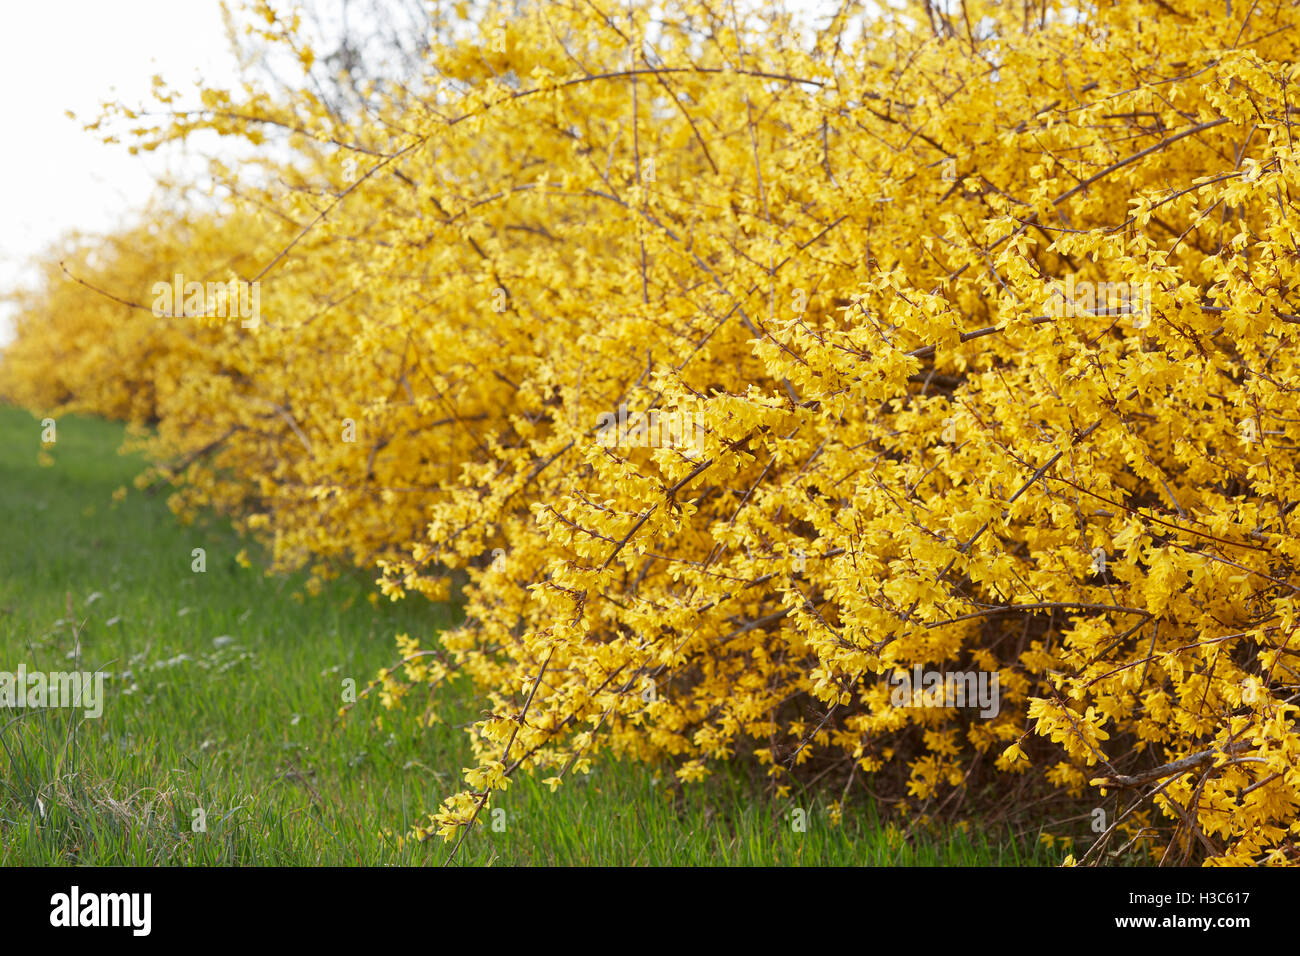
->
xmin=1090 ymin=740 xmax=1250 ymax=788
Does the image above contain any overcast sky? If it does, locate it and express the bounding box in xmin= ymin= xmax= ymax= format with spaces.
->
xmin=0 ymin=0 xmax=854 ymax=346
xmin=0 ymin=0 xmax=241 ymax=345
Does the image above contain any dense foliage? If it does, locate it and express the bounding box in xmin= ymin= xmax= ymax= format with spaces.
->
xmin=6 ymin=0 xmax=1300 ymax=864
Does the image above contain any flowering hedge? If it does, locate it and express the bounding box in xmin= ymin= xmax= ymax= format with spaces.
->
xmin=5 ymin=0 xmax=1300 ymax=864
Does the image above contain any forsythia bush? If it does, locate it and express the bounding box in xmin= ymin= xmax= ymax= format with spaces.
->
xmin=6 ymin=0 xmax=1300 ymax=864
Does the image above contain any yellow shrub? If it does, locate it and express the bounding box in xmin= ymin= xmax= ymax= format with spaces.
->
xmin=5 ymin=0 xmax=1300 ymax=864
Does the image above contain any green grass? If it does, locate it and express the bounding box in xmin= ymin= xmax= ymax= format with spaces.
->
xmin=0 ymin=403 xmax=1065 ymax=865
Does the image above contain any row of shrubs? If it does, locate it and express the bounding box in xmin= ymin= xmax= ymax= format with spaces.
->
xmin=4 ymin=0 xmax=1299 ymax=863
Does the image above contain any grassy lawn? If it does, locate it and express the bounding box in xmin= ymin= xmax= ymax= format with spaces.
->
xmin=0 ymin=403 xmax=1063 ymax=865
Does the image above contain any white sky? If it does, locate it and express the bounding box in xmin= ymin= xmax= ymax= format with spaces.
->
xmin=0 ymin=0 xmax=858 ymax=347
xmin=0 ymin=0 xmax=240 ymax=345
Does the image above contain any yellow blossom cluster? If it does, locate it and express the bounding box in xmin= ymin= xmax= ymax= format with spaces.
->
xmin=6 ymin=0 xmax=1300 ymax=864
